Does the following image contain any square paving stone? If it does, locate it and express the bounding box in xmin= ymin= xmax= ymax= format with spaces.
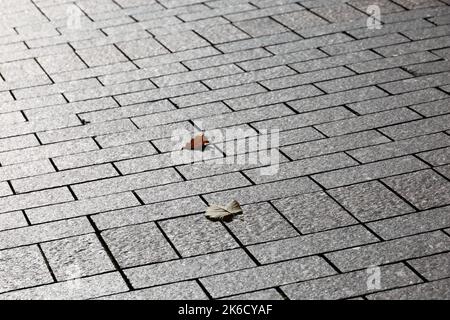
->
xmin=225 ymin=202 xmax=298 ymax=245
xmin=156 ymin=31 xmax=209 ymax=52
xmin=382 ymin=169 xmax=450 ymax=210
xmin=273 ymin=10 xmax=329 ymax=30
xmin=272 ymin=191 xmax=357 ymax=234
xmin=197 ymin=24 xmax=249 ymax=44
xmin=159 ymin=214 xmax=239 ymax=257
xmin=0 ymin=245 xmax=53 ymax=293
xmin=101 ymin=222 xmax=178 ymax=268
xmin=328 ymin=180 xmax=415 ymax=222
xmin=408 ymin=251 xmax=450 ymax=281
xmin=37 ymin=53 xmax=86 ymax=74
xmin=76 ymin=45 xmax=128 ymax=67
xmin=41 ymin=234 xmax=115 ymax=281
xmin=117 ymin=38 xmax=169 ymax=60
xmin=234 ymin=18 xmax=288 ymax=37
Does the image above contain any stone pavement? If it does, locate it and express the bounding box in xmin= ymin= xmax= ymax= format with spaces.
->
xmin=0 ymin=0 xmax=450 ymax=300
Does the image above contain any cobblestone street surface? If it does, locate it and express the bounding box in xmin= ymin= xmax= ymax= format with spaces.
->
xmin=0 ymin=0 xmax=450 ymax=300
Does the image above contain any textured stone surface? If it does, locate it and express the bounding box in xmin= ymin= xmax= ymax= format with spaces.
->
xmin=1 ymin=0 xmax=450 ymax=300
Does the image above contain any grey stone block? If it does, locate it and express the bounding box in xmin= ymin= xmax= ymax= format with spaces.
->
xmin=382 ymin=170 xmax=450 ymax=210
xmin=408 ymin=251 xmax=450 ymax=281
xmin=204 ymin=177 xmax=321 ymax=206
xmin=0 ymin=187 xmax=74 ymax=215
xmin=367 ymin=278 xmax=450 ymax=300
xmin=272 ymin=10 xmax=328 ymax=30
xmin=244 ymin=152 xmax=357 ymax=184
xmin=26 ymin=192 xmax=139 ymax=224
xmin=282 ymin=130 xmax=389 ymax=160
xmin=417 ymin=146 xmax=450 ymax=166
xmin=252 ymin=106 xmax=354 ymax=131
xmin=329 ymin=180 xmax=414 ymax=222
xmin=348 ymin=133 xmax=450 ymax=163
xmin=116 ymin=38 xmax=168 ymax=59
xmin=137 ymin=172 xmax=251 ymax=204
xmin=347 ymin=88 xmax=448 ymax=114
xmin=72 ymin=168 xmax=182 ymax=200
xmin=0 ymin=138 xmax=98 ymax=166
xmin=234 ymin=17 xmax=288 ymax=37
xmin=368 ymin=206 xmax=450 ymax=240
xmin=200 ymin=256 xmax=336 ymax=298
xmin=76 ymin=45 xmax=127 ymax=67
xmin=312 ymin=156 xmax=428 ymax=189
xmin=102 ymin=222 xmax=178 ymax=268
xmin=41 ymin=234 xmax=115 ymax=281
xmin=325 ymin=231 xmax=450 ymax=272
xmin=272 ymin=191 xmax=357 ymax=234
xmin=282 ymin=263 xmax=421 ymax=300
xmin=11 ymin=164 xmax=118 ymax=194
xmin=0 ymin=245 xmax=53 ymax=294
xmin=224 ymin=289 xmax=284 ymax=300
xmin=160 ymin=214 xmax=238 ymax=257
xmin=53 ymin=142 xmax=157 ymax=170
xmin=381 ymin=114 xmax=450 ymax=140
xmin=156 ymin=31 xmax=209 ymax=52
xmin=248 ymin=225 xmax=377 ymax=264
xmin=0 ymin=211 xmax=28 ymax=231
xmin=0 ymin=272 xmax=128 ymax=300
xmin=0 ymin=217 xmax=93 ymax=250
xmin=92 ymin=196 xmax=205 ymax=230
xmin=99 ymin=281 xmax=208 ymax=300
xmin=316 ymin=68 xmax=412 ymax=93
xmin=225 ymin=202 xmax=298 ymax=245
xmin=125 ymin=249 xmax=256 ymax=288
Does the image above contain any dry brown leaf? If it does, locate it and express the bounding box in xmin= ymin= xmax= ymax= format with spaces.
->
xmin=182 ymin=133 xmax=209 ymax=150
xmin=205 ymin=200 xmax=243 ymax=222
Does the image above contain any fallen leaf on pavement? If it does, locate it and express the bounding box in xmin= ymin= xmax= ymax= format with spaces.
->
xmin=205 ymin=200 xmax=243 ymax=222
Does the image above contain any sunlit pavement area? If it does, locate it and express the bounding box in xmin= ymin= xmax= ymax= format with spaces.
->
xmin=0 ymin=0 xmax=450 ymax=300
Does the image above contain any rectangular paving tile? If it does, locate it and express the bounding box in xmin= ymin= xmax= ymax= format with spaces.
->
xmin=99 ymin=281 xmax=208 ymax=300
xmin=200 ymin=256 xmax=336 ymax=298
xmin=225 ymin=202 xmax=298 ymax=245
xmin=282 ymin=130 xmax=389 ymax=160
xmin=26 ymin=192 xmax=139 ymax=224
xmin=368 ymin=205 xmax=450 ymax=240
xmin=367 ymin=278 xmax=450 ymax=300
xmin=312 ymin=156 xmax=428 ymax=189
xmin=282 ymin=263 xmax=421 ymax=300
xmin=348 ymin=133 xmax=450 ymax=163
xmin=125 ymin=249 xmax=256 ymax=288
xmin=0 ymin=245 xmax=53 ymax=294
xmin=329 ymin=180 xmax=415 ymax=222
xmin=0 ymin=187 xmax=74 ymax=214
xmin=0 ymin=211 xmax=28 ymax=231
xmin=408 ymin=252 xmax=450 ymax=281
xmin=41 ymin=234 xmax=115 ymax=281
xmin=382 ymin=170 xmax=450 ymax=210
xmin=0 ymin=217 xmax=93 ymax=250
xmin=160 ymin=214 xmax=239 ymax=257
xmin=11 ymin=164 xmax=119 ymax=194
xmin=325 ymin=231 xmax=450 ymax=272
xmin=244 ymin=153 xmax=357 ymax=184
xmin=72 ymin=168 xmax=182 ymax=200
xmin=248 ymin=225 xmax=378 ymax=264
xmin=101 ymin=222 xmax=178 ymax=268
xmin=0 ymin=272 xmax=128 ymax=300
xmin=204 ymin=177 xmax=321 ymax=206
xmin=92 ymin=196 xmax=205 ymax=230
xmin=315 ymin=108 xmax=422 ymax=137
xmin=272 ymin=191 xmax=358 ymax=234
xmin=137 ymin=172 xmax=251 ymax=204
xmin=380 ymin=114 xmax=450 ymax=140
xmin=417 ymin=146 xmax=450 ymax=166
